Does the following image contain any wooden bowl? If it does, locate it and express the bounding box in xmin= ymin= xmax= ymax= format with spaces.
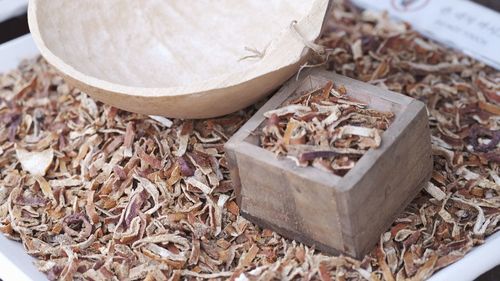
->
xmin=28 ymin=0 xmax=331 ymax=118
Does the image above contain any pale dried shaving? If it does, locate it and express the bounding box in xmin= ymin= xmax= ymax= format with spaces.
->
xmin=15 ymin=147 xmax=53 ymax=176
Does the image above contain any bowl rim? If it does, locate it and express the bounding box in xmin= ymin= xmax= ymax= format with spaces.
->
xmin=28 ymin=0 xmax=330 ymax=98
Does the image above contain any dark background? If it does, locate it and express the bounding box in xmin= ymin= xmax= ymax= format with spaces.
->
xmin=475 ymin=0 xmax=500 ymax=11
xmin=0 ymin=13 xmax=28 ymax=44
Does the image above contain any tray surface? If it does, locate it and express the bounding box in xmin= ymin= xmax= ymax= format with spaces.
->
xmin=0 ymin=33 xmax=499 ymax=281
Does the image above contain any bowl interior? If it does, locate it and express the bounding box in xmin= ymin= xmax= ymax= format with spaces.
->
xmin=35 ymin=0 xmax=316 ymax=88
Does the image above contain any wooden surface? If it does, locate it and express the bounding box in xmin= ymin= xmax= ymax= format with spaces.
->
xmin=28 ymin=0 xmax=332 ymax=118
xmin=225 ymin=68 xmax=433 ymax=258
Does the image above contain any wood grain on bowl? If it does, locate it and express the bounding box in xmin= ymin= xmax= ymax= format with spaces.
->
xmin=28 ymin=0 xmax=332 ymax=118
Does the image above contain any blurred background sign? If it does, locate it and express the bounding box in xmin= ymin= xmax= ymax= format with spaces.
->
xmin=352 ymin=0 xmax=500 ymax=70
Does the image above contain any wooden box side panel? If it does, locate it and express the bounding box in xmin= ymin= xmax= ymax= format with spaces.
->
xmin=225 ymin=68 xmax=433 ymax=258
xmin=233 ymin=143 xmax=345 ymax=253
xmin=315 ymin=71 xmax=413 ymax=108
xmin=307 ymin=74 xmax=408 ymax=115
xmin=225 ymin=142 xmax=243 ymax=206
xmin=340 ymin=100 xmax=433 ymax=256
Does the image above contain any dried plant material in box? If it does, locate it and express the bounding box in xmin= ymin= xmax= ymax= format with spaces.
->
xmin=225 ymin=67 xmax=433 ymax=258
xmin=260 ymin=80 xmax=394 ymax=176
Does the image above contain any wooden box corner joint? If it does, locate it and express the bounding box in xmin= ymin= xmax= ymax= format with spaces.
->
xmin=224 ymin=68 xmax=433 ymax=258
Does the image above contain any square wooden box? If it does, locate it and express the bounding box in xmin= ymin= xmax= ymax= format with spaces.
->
xmin=224 ymin=68 xmax=432 ymax=258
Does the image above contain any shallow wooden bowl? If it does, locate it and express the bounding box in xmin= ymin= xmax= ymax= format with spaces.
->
xmin=28 ymin=0 xmax=331 ymax=118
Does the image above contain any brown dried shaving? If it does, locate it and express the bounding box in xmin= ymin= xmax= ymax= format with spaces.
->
xmin=0 ymin=1 xmax=499 ymax=280
xmin=260 ymin=81 xmax=393 ymax=176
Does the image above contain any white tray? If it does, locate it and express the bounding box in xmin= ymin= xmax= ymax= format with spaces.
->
xmin=0 ymin=34 xmax=48 ymax=281
xmin=0 ymin=0 xmax=28 ymax=23
xmin=0 ymin=34 xmax=39 ymax=74
xmin=0 ymin=34 xmax=499 ymax=281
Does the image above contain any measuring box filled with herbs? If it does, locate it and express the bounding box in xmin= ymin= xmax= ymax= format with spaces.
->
xmin=225 ymin=68 xmax=432 ymax=258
